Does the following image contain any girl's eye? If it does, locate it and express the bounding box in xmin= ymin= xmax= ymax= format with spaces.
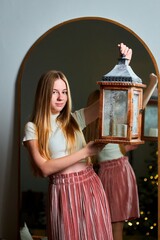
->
xmin=52 ymin=90 xmax=67 ymax=95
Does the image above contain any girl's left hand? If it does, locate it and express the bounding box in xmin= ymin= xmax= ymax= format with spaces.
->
xmin=118 ymin=43 xmax=132 ymax=64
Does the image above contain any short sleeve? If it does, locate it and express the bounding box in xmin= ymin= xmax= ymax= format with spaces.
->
xmin=23 ymin=122 xmax=38 ymax=143
xmin=72 ymin=108 xmax=86 ymax=130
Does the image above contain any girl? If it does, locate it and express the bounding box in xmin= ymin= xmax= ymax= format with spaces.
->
xmin=23 ymin=70 xmax=111 ymax=240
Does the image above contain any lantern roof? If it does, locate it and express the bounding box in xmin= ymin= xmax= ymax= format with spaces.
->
xmin=102 ymin=56 xmax=142 ymax=83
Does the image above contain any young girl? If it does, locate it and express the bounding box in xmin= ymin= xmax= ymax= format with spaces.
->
xmin=84 ymin=73 xmax=158 ymax=240
xmin=23 ymin=71 xmax=109 ymax=240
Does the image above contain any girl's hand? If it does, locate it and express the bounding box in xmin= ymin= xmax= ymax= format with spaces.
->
xmin=118 ymin=43 xmax=132 ymax=64
xmin=84 ymin=141 xmax=106 ymax=157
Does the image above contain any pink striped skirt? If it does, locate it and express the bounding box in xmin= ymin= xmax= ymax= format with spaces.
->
xmin=98 ymin=156 xmax=140 ymax=223
xmin=48 ymin=165 xmax=113 ymax=240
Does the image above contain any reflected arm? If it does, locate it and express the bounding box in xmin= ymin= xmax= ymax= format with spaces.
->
xmin=84 ymin=99 xmax=99 ymax=125
xmin=142 ymin=73 xmax=158 ymax=109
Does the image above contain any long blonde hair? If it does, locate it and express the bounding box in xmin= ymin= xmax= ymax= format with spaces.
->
xmin=31 ymin=70 xmax=81 ymax=162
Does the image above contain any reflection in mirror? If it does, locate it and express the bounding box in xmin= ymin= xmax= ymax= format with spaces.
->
xmin=142 ymin=99 xmax=158 ymax=140
xmin=19 ymin=17 xmax=158 ymax=239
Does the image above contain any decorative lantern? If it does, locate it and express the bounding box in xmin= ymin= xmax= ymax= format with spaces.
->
xmin=95 ymin=55 xmax=146 ymax=145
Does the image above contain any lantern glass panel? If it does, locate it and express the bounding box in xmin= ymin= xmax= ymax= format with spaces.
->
xmin=132 ymin=92 xmax=139 ymax=135
xmin=144 ymin=104 xmax=158 ymax=137
xmin=102 ymin=89 xmax=128 ymax=137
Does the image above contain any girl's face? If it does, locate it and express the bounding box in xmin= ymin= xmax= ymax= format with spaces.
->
xmin=51 ymin=78 xmax=68 ymax=114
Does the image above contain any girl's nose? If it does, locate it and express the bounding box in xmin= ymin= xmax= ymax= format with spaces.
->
xmin=57 ymin=93 xmax=63 ymax=100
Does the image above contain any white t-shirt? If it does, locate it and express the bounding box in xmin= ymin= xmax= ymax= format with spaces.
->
xmin=23 ymin=108 xmax=86 ymax=160
xmin=98 ymin=143 xmax=123 ymax=162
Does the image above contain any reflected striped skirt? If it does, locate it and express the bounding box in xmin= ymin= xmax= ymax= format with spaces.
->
xmin=98 ymin=156 xmax=140 ymax=223
xmin=48 ymin=165 xmax=113 ymax=240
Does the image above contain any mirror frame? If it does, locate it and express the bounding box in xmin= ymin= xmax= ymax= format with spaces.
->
xmin=17 ymin=16 xmax=160 ymax=238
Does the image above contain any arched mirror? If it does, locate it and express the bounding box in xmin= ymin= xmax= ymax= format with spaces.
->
xmin=18 ymin=17 xmax=159 ymax=239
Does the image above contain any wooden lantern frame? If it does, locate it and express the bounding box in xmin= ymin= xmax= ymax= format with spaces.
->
xmin=95 ymin=81 xmax=146 ymax=145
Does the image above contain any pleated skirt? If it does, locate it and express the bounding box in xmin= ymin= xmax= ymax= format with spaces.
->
xmin=98 ymin=156 xmax=140 ymax=223
xmin=48 ymin=165 xmax=113 ymax=240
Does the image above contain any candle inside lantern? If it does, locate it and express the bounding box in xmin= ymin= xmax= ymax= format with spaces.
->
xmin=116 ymin=124 xmax=128 ymax=137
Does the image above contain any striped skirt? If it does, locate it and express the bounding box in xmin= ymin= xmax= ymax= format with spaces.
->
xmin=98 ymin=157 xmax=140 ymax=223
xmin=48 ymin=165 xmax=113 ymax=240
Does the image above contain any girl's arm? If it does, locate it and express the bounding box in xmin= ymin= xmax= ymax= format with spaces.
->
xmin=142 ymin=73 xmax=158 ymax=109
xmin=24 ymin=140 xmax=104 ymax=177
